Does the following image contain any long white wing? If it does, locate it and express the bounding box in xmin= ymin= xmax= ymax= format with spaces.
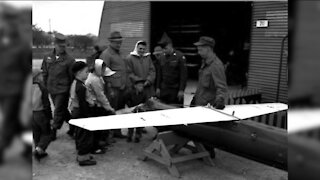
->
xmin=69 ymin=103 xmax=288 ymax=131
xmin=288 ymin=108 xmax=320 ymax=133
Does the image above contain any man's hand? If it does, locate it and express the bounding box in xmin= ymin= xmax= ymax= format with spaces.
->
xmin=214 ymin=100 xmax=225 ymax=110
xmin=156 ymin=88 xmax=161 ymax=97
xmin=177 ymin=90 xmax=184 ymax=101
xmin=108 ymin=107 xmax=116 ymax=114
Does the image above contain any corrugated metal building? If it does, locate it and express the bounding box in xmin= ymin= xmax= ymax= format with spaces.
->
xmin=98 ymin=1 xmax=288 ymax=103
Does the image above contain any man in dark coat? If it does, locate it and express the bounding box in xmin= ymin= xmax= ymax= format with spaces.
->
xmin=41 ymin=33 xmax=75 ymax=140
xmin=191 ymin=36 xmax=227 ymax=109
xmin=156 ymin=33 xmax=187 ymax=107
xmin=99 ymin=31 xmax=128 ymax=138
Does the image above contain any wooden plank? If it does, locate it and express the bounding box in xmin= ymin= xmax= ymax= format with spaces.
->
xmin=194 ymin=142 xmax=215 ymax=166
xmin=171 ymin=152 xmax=209 ymax=164
xmin=143 ymin=151 xmax=170 ymax=166
xmin=157 ymin=131 xmax=189 ymax=146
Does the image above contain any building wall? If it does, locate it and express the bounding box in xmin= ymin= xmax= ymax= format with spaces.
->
xmin=98 ymin=1 xmax=151 ymax=56
xmin=248 ymin=1 xmax=288 ymax=103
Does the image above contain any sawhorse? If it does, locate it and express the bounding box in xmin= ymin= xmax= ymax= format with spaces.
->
xmin=141 ymin=131 xmax=214 ymax=178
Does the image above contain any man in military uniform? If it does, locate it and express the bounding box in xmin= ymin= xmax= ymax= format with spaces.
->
xmin=156 ymin=33 xmax=187 ymax=107
xmin=191 ymin=36 xmax=227 ymax=109
xmin=99 ymin=31 xmax=127 ymax=138
xmin=41 ymin=33 xmax=75 ymax=140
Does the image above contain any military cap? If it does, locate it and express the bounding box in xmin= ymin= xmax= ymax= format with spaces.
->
xmin=158 ymin=32 xmax=172 ymax=47
xmin=54 ymin=33 xmax=67 ymax=45
xmin=108 ymin=31 xmax=123 ymax=41
xmin=194 ymin=36 xmax=215 ymax=48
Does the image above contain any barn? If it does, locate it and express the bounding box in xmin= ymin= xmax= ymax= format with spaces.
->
xmin=98 ymin=1 xmax=288 ymax=104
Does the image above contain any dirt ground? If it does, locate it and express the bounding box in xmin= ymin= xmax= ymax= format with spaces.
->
xmin=32 ymin=124 xmax=287 ymax=180
xmin=32 ymin=59 xmax=287 ymax=180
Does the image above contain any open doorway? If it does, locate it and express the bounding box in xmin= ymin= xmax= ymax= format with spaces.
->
xmin=151 ymin=1 xmax=252 ymax=87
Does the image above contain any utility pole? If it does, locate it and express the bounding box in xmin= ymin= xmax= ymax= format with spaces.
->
xmin=49 ymin=18 xmax=51 ymax=33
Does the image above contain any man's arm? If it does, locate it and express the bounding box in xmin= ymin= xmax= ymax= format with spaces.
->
xmin=179 ymin=55 xmax=188 ymax=91
xmin=68 ymin=58 xmax=76 ymax=82
xmin=145 ymin=56 xmax=156 ymax=85
xmin=100 ymin=51 xmax=112 ymax=87
xmin=211 ymin=63 xmax=228 ymax=108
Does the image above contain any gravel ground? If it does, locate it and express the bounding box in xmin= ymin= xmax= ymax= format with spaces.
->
xmin=32 ymin=124 xmax=287 ymax=180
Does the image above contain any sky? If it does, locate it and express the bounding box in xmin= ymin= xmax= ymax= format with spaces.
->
xmin=32 ymin=1 xmax=105 ymax=36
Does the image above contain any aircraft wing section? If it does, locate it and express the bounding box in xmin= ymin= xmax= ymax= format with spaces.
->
xmin=69 ymin=106 xmax=236 ymax=131
xmin=69 ymin=103 xmax=288 ymax=131
xmin=217 ymin=103 xmax=288 ymax=120
xmin=288 ymin=108 xmax=320 ymax=133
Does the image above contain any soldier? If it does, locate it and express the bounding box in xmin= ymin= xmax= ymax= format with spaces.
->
xmin=99 ymin=31 xmax=127 ymax=138
xmin=191 ymin=36 xmax=227 ymax=109
xmin=41 ymin=33 xmax=75 ymax=140
xmin=156 ymin=33 xmax=187 ymax=107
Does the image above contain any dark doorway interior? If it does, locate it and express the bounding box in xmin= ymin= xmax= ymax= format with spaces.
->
xmin=151 ymin=1 xmax=252 ymax=86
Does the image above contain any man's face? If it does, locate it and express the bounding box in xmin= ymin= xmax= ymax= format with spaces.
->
xmin=163 ymin=44 xmax=172 ymax=55
xmin=55 ymin=43 xmax=66 ymax=54
xmin=197 ymin=45 xmax=210 ymax=59
xmin=110 ymin=40 xmax=122 ymax=51
xmin=137 ymin=44 xmax=146 ymax=56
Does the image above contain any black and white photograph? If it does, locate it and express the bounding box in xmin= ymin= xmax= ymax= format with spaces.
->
xmin=1 ymin=0 xmax=320 ymax=180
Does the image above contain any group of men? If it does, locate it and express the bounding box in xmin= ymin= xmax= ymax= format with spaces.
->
xmin=34 ymin=30 xmax=227 ymax=165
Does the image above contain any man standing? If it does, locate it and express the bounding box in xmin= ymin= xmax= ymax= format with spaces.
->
xmin=41 ymin=33 xmax=75 ymax=140
xmin=192 ymin=36 xmax=227 ymax=109
xmin=152 ymin=46 xmax=163 ymax=90
xmin=100 ymin=31 xmax=127 ymax=138
xmin=126 ymin=40 xmax=156 ymax=99
xmin=156 ymin=33 xmax=187 ymax=107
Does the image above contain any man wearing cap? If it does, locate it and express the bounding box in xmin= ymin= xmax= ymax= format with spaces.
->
xmin=99 ymin=31 xmax=128 ymax=138
xmin=41 ymin=33 xmax=75 ymax=140
xmin=156 ymin=33 xmax=187 ymax=107
xmin=192 ymin=36 xmax=227 ymax=109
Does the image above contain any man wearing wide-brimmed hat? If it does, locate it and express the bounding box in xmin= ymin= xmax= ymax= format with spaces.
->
xmin=41 ymin=33 xmax=75 ymax=140
xmin=99 ymin=31 xmax=127 ymax=138
xmin=191 ymin=36 xmax=227 ymax=109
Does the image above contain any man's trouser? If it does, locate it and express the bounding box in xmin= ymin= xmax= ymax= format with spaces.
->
xmin=51 ymin=93 xmax=70 ymax=130
xmin=106 ymin=87 xmax=127 ymax=137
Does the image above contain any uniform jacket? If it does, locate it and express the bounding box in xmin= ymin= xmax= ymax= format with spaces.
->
xmin=126 ymin=41 xmax=156 ymax=86
xmin=41 ymin=49 xmax=75 ymax=94
xmin=100 ymin=46 xmax=128 ymax=89
xmin=85 ymin=60 xmax=113 ymax=111
xmin=156 ymin=50 xmax=187 ymax=91
xmin=194 ymin=54 xmax=228 ymax=106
